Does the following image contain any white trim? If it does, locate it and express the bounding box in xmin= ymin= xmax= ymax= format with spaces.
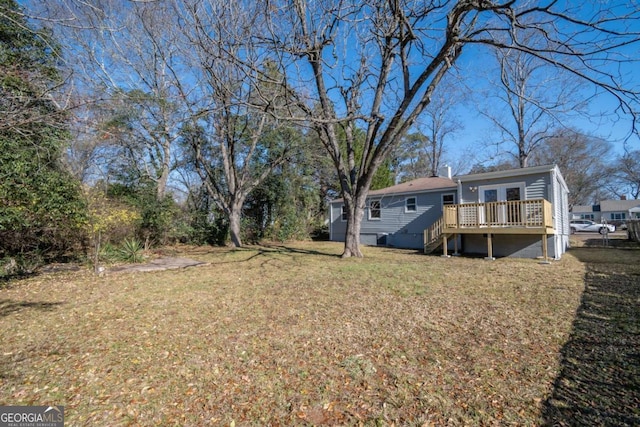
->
xmin=405 ymin=196 xmax=417 ymax=213
xmin=477 ymin=182 xmax=525 ymax=224
xmin=455 ymin=164 xmax=559 ymax=182
xmin=368 ymin=199 xmax=381 ymax=220
xmin=441 ymin=193 xmax=456 ymax=211
xmin=478 ymin=182 xmax=526 ymax=202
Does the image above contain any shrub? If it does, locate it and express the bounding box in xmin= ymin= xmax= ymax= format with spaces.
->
xmin=118 ymin=238 xmax=144 ymax=263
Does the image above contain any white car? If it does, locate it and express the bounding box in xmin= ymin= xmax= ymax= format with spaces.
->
xmin=570 ymin=220 xmax=616 ymax=234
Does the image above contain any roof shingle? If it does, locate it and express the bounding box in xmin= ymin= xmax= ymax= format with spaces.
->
xmin=368 ymin=176 xmax=456 ymax=197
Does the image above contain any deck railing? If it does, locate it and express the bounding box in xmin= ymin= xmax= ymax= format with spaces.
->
xmin=443 ymin=199 xmax=553 ymax=230
xmin=424 ymin=216 xmax=445 ymax=248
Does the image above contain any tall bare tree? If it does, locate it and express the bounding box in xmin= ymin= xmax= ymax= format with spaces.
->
xmin=395 ymin=78 xmax=464 ymax=180
xmin=34 ymin=0 xmax=188 ymax=201
xmin=33 ymin=0 xmax=297 ymax=247
xmin=530 ymin=129 xmax=612 ymax=206
xmin=177 ymin=1 xmax=297 ymax=248
xmin=263 ymin=0 xmax=640 ymax=257
xmin=479 ymin=31 xmax=588 ymax=168
xmin=420 ymin=78 xmax=465 ymax=177
xmin=610 ymin=149 xmax=640 ymax=200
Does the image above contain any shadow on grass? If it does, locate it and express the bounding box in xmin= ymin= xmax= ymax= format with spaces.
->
xmin=0 ymin=299 xmax=64 ymax=318
xmin=258 ymin=243 xmax=342 ymax=258
xmin=541 ymin=258 xmax=640 ymax=426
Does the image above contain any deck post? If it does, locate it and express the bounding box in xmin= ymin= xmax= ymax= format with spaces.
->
xmin=540 ymin=234 xmax=550 ymax=264
xmin=453 ymin=234 xmax=459 ymax=256
xmin=423 ymin=229 xmax=427 ymax=254
xmin=485 ymin=233 xmax=495 ymax=261
xmin=441 ymin=234 xmax=450 ymax=257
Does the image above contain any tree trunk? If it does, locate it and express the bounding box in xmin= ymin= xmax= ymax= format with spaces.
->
xmin=342 ymin=203 xmax=365 ymax=258
xmin=228 ymin=202 xmax=243 ymax=248
xmin=156 ymin=138 xmax=172 ymax=201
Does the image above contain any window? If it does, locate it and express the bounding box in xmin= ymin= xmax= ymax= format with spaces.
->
xmin=580 ymin=214 xmax=594 ymax=220
xmin=442 ymin=194 xmax=455 ymax=205
xmin=341 ymin=205 xmax=347 ymax=221
xmin=611 ymin=212 xmax=626 ymax=220
xmin=405 ymin=197 xmax=417 ymax=212
xmin=369 ymin=200 xmax=381 ymax=220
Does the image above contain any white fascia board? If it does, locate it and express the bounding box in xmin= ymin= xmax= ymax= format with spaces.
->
xmin=454 ymin=164 xmax=559 ymax=183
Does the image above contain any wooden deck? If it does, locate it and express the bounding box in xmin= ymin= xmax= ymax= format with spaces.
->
xmin=424 ymin=199 xmax=555 ymax=259
xmin=442 ymin=199 xmax=554 ymax=234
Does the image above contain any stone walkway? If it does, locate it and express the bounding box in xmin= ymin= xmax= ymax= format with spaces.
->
xmin=107 ymin=257 xmax=207 ymax=273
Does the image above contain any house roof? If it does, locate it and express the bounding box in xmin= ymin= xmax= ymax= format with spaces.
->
xmin=455 ymin=164 xmax=562 ymax=182
xmin=330 ymin=164 xmax=571 ymax=204
xmin=571 ymin=204 xmax=593 ymax=213
xmin=367 ymin=176 xmax=457 ymax=197
xmin=600 ymin=199 xmax=640 ymax=212
xmin=571 ymin=199 xmax=640 ymax=213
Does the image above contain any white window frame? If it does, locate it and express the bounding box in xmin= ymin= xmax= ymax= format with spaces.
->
xmin=478 ymin=182 xmax=526 ymax=203
xmin=442 ymin=193 xmax=456 ymax=210
xmin=405 ymin=196 xmax=417 ymax=213
xmin=477 ymin=182 xmax=526 ymax=224
xmin=340 ymin=205 xmax=347 ymax=222
xmin=369 ymin=199 xmax=381 ymax=220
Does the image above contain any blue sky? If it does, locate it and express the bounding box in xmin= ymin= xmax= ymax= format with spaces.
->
xmin=19 ymin=0 xmax=639 ymax=171
xmin=443 ymin=4 xmax=640 ymax=166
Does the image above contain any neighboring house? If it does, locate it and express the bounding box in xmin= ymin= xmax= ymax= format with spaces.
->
xmin=571 ymin=199 xmax=640 ymax=224
xmin=329 ymin=164 xmax=570 ymax=260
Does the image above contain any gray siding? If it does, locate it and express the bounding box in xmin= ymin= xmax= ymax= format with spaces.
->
xmin=463 ymin=234 xmax=558 ymax=258
xmin=330 ymin=165 xmax=570 ymax=259
xmin=329 ymin=202 xmax=347 ymax=242
xmin=330 ymin=190 xmax=453 ymax=250
xmin=460 ymin=174 xmax=549 ymax=203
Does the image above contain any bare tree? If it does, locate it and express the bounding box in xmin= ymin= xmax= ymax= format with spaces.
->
xmin=263 ymin=0 xmax=640 ymax=257
xmin=34 ymin=0 xmax=187 ymax=201
xmin=610 ymin=149 xmax=640 ymax=199
xmin=479 ymin=33 xmax=588 ymax=168
xmin=395 ymin=78 xmax=464 ymax=180
xmin=530 ymin=129 xmax=612 ymax=206
xmin=420 ymin=78 xmax=465 ymax=177
xmin=34 ymin=0 xmax=297 ymax=247
xmin=177 ymin=1 xmax=297 ymax=248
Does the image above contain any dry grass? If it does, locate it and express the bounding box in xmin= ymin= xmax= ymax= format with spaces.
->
xmin=0 ymin=241 xmax=592 ymax=425
xmin=542 ymin=238 xmax=640 ymax=426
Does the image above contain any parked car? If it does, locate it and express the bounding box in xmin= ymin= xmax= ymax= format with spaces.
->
xmin=570 ymin=219 xmax=616 ymax=234
xmin=609 ymin=220 xmax=628 ymax=230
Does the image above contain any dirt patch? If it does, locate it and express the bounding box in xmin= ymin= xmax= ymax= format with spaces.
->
xmin=107 ymin=257 xmax=208 ymax=273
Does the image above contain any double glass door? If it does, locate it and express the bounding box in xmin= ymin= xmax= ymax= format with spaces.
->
xmin=479 ymin=185 xmax=523 ymax=225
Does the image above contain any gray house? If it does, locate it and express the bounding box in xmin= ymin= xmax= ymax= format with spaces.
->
xmin=329 ymin=164 xmax=571 ymax=260
xmin=571 ymin=199 xmax=640 ymax=224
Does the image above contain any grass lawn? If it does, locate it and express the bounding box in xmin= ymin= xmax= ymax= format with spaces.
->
xmin=0 ymin=240 xmax=636 ymax=425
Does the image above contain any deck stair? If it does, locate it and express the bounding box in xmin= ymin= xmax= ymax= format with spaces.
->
xmin=423 ymin=216 xmax=451 ymax=254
